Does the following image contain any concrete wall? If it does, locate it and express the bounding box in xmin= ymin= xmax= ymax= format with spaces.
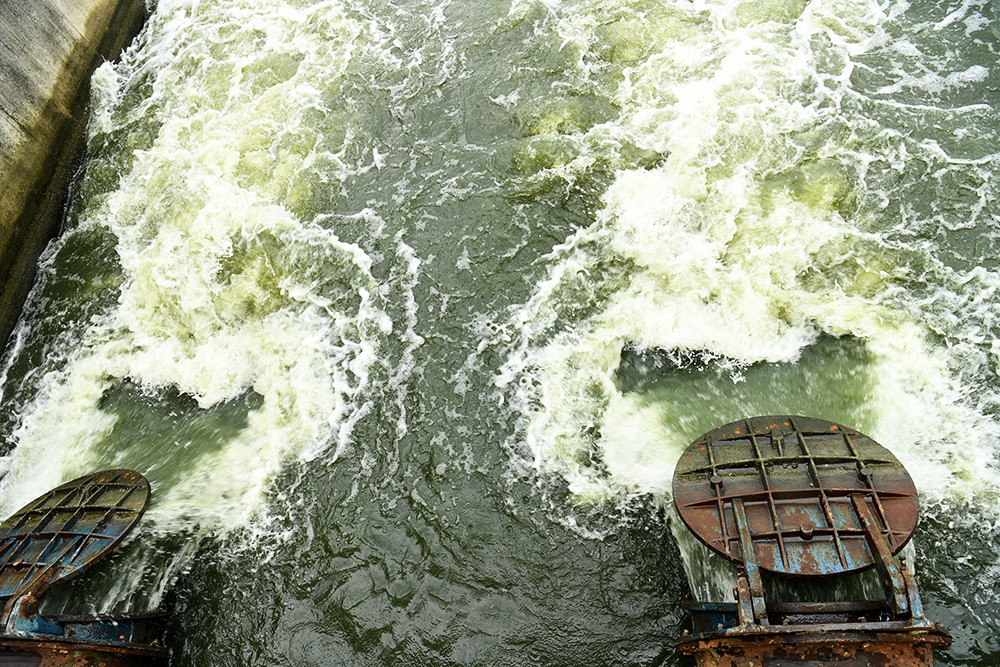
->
xmin=0 ymin=0 xmax=147 ymax=352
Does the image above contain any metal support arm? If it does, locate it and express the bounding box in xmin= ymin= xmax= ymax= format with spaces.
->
xmin=732 ymin=499 xmax=768 ymax=625
xmin=852 ymin=495 xmax=910 ymax=616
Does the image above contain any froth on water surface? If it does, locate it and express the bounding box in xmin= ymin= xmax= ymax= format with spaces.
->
xmin=0 ymin=0 xmax=397 ymax=609
xmin=501 ymin=0 xmax=1000 ymax=660
xmin=0 ymin=0 xmax=998 ymax=663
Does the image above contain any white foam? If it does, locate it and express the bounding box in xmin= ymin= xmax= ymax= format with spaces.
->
xmin=0 ymin=0 xmax=394 ymax=567
xmin=503 ymin=0 xmax=1000 ymax=513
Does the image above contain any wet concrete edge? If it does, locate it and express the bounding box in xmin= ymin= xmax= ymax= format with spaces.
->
xmin=0 ymin=0 xmax=148 ymax=356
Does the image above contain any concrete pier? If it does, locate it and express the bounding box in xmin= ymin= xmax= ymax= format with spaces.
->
xmin=0 ymin=0 xmax=146 ymax=351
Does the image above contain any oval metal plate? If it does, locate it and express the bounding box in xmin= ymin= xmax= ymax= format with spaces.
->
xmin=672 ymin=416 xmax=918 ymax=577
xmin=0 ymin=469 xmax=149 ymax=603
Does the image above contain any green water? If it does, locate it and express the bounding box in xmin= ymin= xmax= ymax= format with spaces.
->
xmin=1 ymin=0 xmax=999 ymax=663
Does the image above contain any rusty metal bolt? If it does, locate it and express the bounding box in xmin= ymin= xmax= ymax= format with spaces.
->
xmin=21 ymin=594 xmax=38 ymax=618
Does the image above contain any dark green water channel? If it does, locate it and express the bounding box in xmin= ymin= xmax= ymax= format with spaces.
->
xmin=1 ymin=0 xmax=999 ymax=664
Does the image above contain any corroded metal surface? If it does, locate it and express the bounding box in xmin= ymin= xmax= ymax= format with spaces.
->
xmin=677 ymin=625 xmax=951 ymax=667
xmin=672 ymin=416 xmax=951 ymax=664
xmin=53 ymin=611 xmax=164 ymax=647
xmin=0 ymin=472 xmax=165 ymax=664
xmin=0 ymin=470 xmax=149 ymax=611
xmin=673 ymin=416 xmax=918 ymax=577
xmin=0 ymin=635 xmax=165 ymax=666
xmin=678 ymin=601 xmax=951 ymax=666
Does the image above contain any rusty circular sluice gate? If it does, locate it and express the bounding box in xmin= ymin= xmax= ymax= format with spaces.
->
xmin=672 ymin=415 xmax=919 ymax=577
xmin=672 ymin=416 xmax=951 ymax=667
xmin=0 ymin=470 xmax=166 ymax=665
xmin=0 ymin=469 xmax=150 ymax=599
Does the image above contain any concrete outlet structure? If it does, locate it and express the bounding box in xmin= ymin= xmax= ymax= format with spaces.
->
xmin=0 ymin=0 xmax=146 ymax=351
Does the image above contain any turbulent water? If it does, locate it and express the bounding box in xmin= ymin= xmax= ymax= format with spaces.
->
xmin=0 ymin=0 xmax=998 ymax=663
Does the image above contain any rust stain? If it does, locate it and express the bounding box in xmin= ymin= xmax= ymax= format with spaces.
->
xmin=678 ymin=627 xmax=950 ymax=667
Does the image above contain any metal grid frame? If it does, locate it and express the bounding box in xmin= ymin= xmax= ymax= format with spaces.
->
xmin=0 ymin=469 xmax=149 ymax=604
xmin=673 ymin=416 xmax=918 ymax=577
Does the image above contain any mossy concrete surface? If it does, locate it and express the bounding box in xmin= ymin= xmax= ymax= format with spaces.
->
xmin=0 ymin=0 xmax=146 ymax=352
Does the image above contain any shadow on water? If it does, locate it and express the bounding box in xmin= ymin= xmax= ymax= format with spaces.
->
xmin=615 ymin=333 xmax=880 ymax=441
xmin=0 ymin=226 xmax=123 ymax=454
xmin=95 ymin=380 xmax=263 ymax=491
